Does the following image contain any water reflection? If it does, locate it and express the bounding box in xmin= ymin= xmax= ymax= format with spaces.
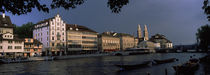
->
xmin=0 ymin=53 xmax=206 ymax=75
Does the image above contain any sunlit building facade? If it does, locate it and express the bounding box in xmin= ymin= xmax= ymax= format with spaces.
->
xmin=24 ymin=38 xmax=43 ymax=57
xmin=98 ymin=32 xmax=120 ymax=52
xmin=0 ymin=13 xmax=24 ymax=57
xmin=66 ymin=24 xmax=98 ymax=54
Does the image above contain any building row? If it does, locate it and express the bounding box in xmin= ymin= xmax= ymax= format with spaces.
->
xmin=0 ymin=13 xmax=173 ymax=57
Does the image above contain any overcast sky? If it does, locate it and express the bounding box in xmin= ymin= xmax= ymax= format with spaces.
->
xmin=5 ymin=0 xmax=209 ymax=45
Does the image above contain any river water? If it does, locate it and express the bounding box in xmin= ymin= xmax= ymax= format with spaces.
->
xmin=0 ymin=53 xmax=207 ymax=75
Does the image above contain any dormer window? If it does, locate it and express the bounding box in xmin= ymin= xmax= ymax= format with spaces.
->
xmin=70 ymin=28 xmax=72 ymax=30
xmin=4 ymin=24 xmax=7 ymax=26
xmin=76 ymin=28 xmax=79 ymax=31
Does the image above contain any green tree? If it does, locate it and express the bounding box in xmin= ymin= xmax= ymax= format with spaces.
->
xmin=196 ymin=24 xmax=210 ymax=52
xmin=14 ymin=22 xmax=34 ymax=38
xmin=0 ymin=0 xmax=129 ymax=15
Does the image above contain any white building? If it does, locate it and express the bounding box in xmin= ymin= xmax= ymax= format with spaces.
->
xmin=0 ymin=13 xmax=24 ymax=57
xmin=33 ymin=14 xmax=66 ymax=55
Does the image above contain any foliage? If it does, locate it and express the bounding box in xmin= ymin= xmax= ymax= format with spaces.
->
xmin=196 ymin=24 xmax=210 ymax=51
xmin=203 ymin=0 xmax=210 ymax=21
xmin=14 ymin=22 xmax=34 ymax=38
xmin=0 ymin=0 xmax=129 ymax=15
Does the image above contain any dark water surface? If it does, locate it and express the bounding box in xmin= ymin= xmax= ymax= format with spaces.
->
xmin=0 ymin=53 xmax=206 ymax=75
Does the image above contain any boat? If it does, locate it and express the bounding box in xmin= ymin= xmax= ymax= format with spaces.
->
xmin=0 ymin=58 xmax=33 ymax=64
xmin=115 ymin=61 xmax=152 ymax=70
xmin=153 ymin=58 xmax=176 ymax=64
xmin=173 ymin=59 xmax=199 ymax=74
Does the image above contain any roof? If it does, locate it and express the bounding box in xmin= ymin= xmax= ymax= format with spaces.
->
xmin=149 ymin=34 xmax=172 ymax=43
xmin=66 ymin=24 xmax=97 ymax=33
xmin=36 ymin=17 xmax=54 ymax=25
xmin=0 ymin=15 xmax=14 ymax=28
xmin=115 ymin=33 xmax=134 ymax=37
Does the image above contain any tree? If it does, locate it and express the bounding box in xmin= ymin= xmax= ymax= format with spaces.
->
xmin=14 ymin=22 xmax=34 ymax=38
xmin=196 ymin=24 xmax=210 ymax=52
xmin=203 ymin=0 xmax=210 ymax=21
xmin=0 ymin=0 xmax=129 ymax=15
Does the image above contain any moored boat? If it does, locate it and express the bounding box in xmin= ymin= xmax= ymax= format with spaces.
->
xmin=153 ymin=58 xmax=176 ymax=64
xmin=115 ymin=61 xmax=152 ymax=70
xmin=0 ymin=58 xmax=33 ymax=64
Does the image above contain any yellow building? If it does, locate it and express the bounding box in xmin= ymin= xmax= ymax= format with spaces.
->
xmin=115 ymin=33 xmax=135 ymax=50
xmin=66 ymin=24 xmax=98 ymax=54
xmin=24 ymin=38 xmax=43 ymax=57
xmin=98 ymin=32 xmax=120 ymax=52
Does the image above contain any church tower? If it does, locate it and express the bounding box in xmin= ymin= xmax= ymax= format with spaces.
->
xmin=144 ymin=24 xmax=149 ymax=41
xmin=137 ymin=24 xmax=142 ymax=39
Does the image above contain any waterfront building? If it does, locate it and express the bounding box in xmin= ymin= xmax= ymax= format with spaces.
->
xmin=115 ymin=33 xmax=135 ymax=50
xmin=134 ymin=37 xmax=139 ymax=48
xmin=138 ymin=40 xmax=156 ymax=52
xmin=98 ymin=32 xmax=120 ymax=52
xmin=24 ymin=38 xmax=43 ymax=57
xmin=66 ymin=24 xmax=98 ymax=54
xmin=149 ymin=34 xmax=173 ymax=49
xmin=0 ymin=13 xmax=24 ymax=57
xmin=33 ymin=14 xmax=66 ymax=55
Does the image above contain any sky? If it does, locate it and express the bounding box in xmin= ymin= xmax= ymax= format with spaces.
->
xmin=4 ymin=0 xmax=209 ymax=45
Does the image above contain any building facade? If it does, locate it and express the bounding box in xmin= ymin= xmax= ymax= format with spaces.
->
xmin=116 ymin=33 xmax=135 ymax=50
xmin=0 ymin=14 xmax=24 ymax=57
xmin=24 ymin=38 xmax=43 ymax=57
xmin=33 ymin=14 xmax=66 ymax=55
xmin=98 ymin=32 xmax=120 ymax=52
xmin=149 ymin=34 xmax=173 ymax=49
xmin=66 ymin=24 xmax=98 ymax=54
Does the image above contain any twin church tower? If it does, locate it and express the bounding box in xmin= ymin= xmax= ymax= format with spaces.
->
xmin=137 ymin=24 xmax=149 ymax=41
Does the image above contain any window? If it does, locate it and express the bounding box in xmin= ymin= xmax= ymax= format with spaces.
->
xmin=62 ymin=28 xmax=64 ymax=30
xmin=8 ymin=46 xmax=12 ymax=49
xmin=47 ymin=42 xmax=48 ymax=46
xmin=28 ymin=39 xmax=31 ymax=42
xmin=57 ymin=27 xmax=59 ymax=30
xmin=52 ymin=43 xmax=54 ymax=46
xmin=0 ymin=46 xmax=2 ymax=49
xmin=57 ymin=37 xmax=60 ymax=40
xmin=41 ymin=33 xmax=42 ymax=36
xmin=52 ymin=37 xmax=54 ymax=40
xmin=8 ymin=41 xmax=12 ymax=43
xmin=41 ymin=38 xmax=42 ymax=41
xmin=47 ymin=37 xmax=48 ymax=41
xmin=47 ymin=31 xmax=48 ymax=35
xmin=62 ymin=32 xmax=64 ymax=35
xmin=15 ymin=46 xmax=22 ymax=49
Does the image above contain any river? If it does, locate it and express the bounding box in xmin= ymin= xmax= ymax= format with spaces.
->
xmin=0 ymin=53 xmax=207 ymax=75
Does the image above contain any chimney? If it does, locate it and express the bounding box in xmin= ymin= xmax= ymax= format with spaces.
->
xmin=2 ymin=13 xmax=5 ymax=18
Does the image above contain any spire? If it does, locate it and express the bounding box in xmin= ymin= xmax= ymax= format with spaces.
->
xmin=144 ymin=24 xmax=149 ymax=41
xmin=137 ymin=24 xmax=142 ymax=39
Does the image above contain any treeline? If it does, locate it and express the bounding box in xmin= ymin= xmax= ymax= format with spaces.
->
xmin=14 ymin=22 xmax=34 ymax=38
xmin=196 ymin=24 xmax=210 ymax=52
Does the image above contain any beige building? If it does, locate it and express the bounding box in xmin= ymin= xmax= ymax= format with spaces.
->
xmin=66 ymin=24 xmax=98 ymax=54
xmin=0 ymin=14 xmax=24 ymax=57
xmin=98 ymin=32 xmax=120 ymax=52
xmin=115 ymin=33 xmax=135 ymax=50
xmin=24 ymin=38 xmax=43 ymax=57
